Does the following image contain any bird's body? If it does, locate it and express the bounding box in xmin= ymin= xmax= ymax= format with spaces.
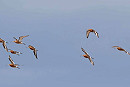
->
xmin=8 ymin=55 xmax=20 ymax=69
xmin=13 ymin=35 xmax=29 ymax=45
xmin=28 ymin=45 xmax=38 ymax=59
xmin=13 ymin=40 xmax=23 ymax=44
xmin=112 ymin=46 xmax=130 ymax=55
xmin=8 ymin=49 xmax=22 ymax=55
xmin=28 ymin=45 xmax=35 ymax=50
xmin=9 ymin=64 xmax=19 ymax=68
xmin=81 ymin=47 xmax=94 ymax=65
xmin=86 ymin=29 xmax=99 ymax=38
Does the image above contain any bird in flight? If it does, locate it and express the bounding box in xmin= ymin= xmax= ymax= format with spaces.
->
xmin=8 ymin=49 xmax=22 ymax=55
xmin=13 ymin=35 xmax=29 ymax=45
xmin=0 ymin=38 xmax=8 ymax=52
xmin=81 ymin=47 xmax=94 ymax=65
xmin=8 ymin=55 xmax=20 ymax=69
xmin=112 ymin=46 xmax=130 ymax=55
xmin=86 ymin=29 xmax=99 ymax=38
xmin=28 ymin=45 xmax=38 ymax=59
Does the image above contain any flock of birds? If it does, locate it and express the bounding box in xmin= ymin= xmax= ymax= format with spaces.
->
xmin=0 ymin=35 xmax=38 ymax=69
xmin=1 ymin=29 xmax=129 ymax=68
xmin=81 ymin=29 xmax=130 ymax=66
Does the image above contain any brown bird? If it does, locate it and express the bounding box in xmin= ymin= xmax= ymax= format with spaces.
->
xmin=13 ymin=35 xmax=29 ymax=45
xmin=8 ymin=55 xmax=20 ymax=69
xmin=112 ymin=46 xmax=130 ymax=55
xmin=81 ymin=47 xmax=94 ymax=65
xmin=86 ymin=29 xmax=99 ymax=38
xmin=8 ymin=49 xmax=22 ymax=55
xmin=28 ymin=45 xmax=38 ymax=59
xmin=0 ymin=38 xmax=8 ymax=52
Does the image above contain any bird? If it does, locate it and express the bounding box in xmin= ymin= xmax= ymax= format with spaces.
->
xmin=81 ymin=47 xmax=94 ymax=65
xmin=12 ymin=35 xmax=29 ymax=45
xmin=112 ymin=46 xmax=130 ymax=55
xmin=86 ymin=29 xmax=99 ymax=38
xmin=28 ymin=45 xmax=38 ymax=59
xmin=8 ymin=55 xmax=20 ymax=69
xmin=0 ymin=38 xmax=8 ymax=52
xmin=8 ymin=49 xmax=22 ymax=55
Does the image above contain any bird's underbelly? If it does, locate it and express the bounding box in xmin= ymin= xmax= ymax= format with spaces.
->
xmin=15 ymin=42 xmax=22 ymax=44
xmin=9 ymin=64 xmax=16 ymax=67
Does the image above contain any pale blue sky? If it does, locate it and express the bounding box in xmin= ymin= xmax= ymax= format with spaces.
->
xmin=0 ymin=0 xmax=130 ymax=87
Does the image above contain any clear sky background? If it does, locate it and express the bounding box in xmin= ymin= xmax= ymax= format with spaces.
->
xmin=0 ymin=0 xmax=130 ymax=87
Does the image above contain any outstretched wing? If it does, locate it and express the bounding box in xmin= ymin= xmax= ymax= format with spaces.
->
xmin=19 ymin=35 xmax=29 ymax=41
xmin=9 ymin=55 xmax=15 ymax=64
xmin=81 ymin=48 xmax=90 ymax=57
xmin=86 ymin=30 xmax=91 ymax=38
xmin=2 ymin=41 xmax=8 ymax=52
xmin=123 ymin=50 xmax=130 ymax=55
xmin=88 ymin=57 xmax=94 ymax=65
xmin=94 ymin=30 xmax=99 ymax=38
xmin=112 ymin=46 xmax=119 ymax=48
xmin=33 ymin=50 xmax=38 ymax=59
xmin=13 ymin=37 xmax=17 ymax=40
xmin=0 ymin=38 xmax=4 ymax=43
xmin=28 ymin=45 xmax=35 ymax=50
